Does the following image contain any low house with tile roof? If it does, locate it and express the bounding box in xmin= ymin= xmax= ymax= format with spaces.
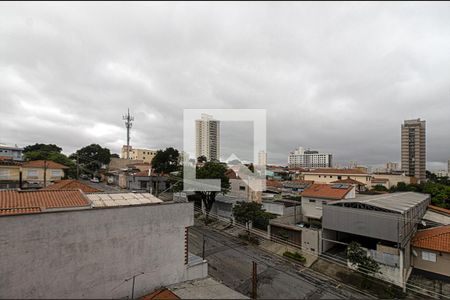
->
xmin=44 ymin=179 xmax=103 ymax=193
xmin=0 ymin=190 xmax=206 ymax=298
xmin=411 ymin=225 xmax=450 ymax=278
xmin=302 ymin=168 xmax=372 ymax=186
xmin=21 ymin=160 xmax=68 ymax=186
xmin=331 ymin=178 xmax=366 ymax=192
xmin=300 ymin=183 xmax=355 ymax=225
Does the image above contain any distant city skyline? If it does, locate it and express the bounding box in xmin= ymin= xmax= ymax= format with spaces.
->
xmin=1 ymin=3 xmax=449 ymax=170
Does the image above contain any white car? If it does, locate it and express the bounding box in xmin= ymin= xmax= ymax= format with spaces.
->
xmin=90 ymin=178 xmax=100 ymax=183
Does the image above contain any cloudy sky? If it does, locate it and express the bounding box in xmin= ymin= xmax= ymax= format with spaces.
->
xmin=1 ymin=2 xmax=449 ymax=170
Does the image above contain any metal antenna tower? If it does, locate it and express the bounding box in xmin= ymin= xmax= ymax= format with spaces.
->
xmin=122 ymin=108 xmax=134 ymax=159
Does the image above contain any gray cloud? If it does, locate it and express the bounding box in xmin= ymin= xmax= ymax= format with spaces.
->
xmin=0 ymin=2 xmax=449 ymax=170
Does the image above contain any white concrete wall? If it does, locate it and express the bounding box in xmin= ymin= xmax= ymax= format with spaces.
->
xmin=0 ymin=202 xmax=194 ymax=299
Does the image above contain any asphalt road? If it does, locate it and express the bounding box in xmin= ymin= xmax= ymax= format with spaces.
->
xmin=189 ymin=225 xmax=373 ymax=299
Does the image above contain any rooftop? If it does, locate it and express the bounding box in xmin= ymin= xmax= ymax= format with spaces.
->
xmin=412 ymin=225 xmax=450 ymax=253
xmin=303 ymin=168 xmax=368 ymax=175
xmin=427 ymin=205 xmax=450 ymax=216
xmin=330 ymin=192 xmax=430 ymax=214
xmin=22 ymin=160 xmax=69 ymax=169
xmin=301 ymin=183 xmax=354 ymax=200
xmin=44 ymin=179 xmax=103 ymax=193
xmin=86 ymin=192 xmax=163 ymax=207
xmin=331 ymin=178 xmax=365 ymax=185
xmin=0 ymin=190 xmax=91 ymax=216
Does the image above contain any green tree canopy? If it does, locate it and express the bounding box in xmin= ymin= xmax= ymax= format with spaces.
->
xmin=233 ymin=201 xmax=275 ymax=230
xmin=70 ymin=144 xmax=111 ymax=174
xmin=23 ymin=143 xmax=62 ymax=154
xmin=151 ymin=147 xmax=180 ymax=174
xmin=347 ymin=241 xmax=381 ymax=276
xmin=23 ymin=143 xmax=76 ymax=178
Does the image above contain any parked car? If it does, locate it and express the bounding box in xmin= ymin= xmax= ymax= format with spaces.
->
xmin=90 ymin=177 xmax=100 ymax=183
xmin=80 ymin=174 xmax=88 ymax=180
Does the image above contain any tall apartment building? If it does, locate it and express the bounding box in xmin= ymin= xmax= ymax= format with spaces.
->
xmin=385 ymin=162 xmax=399 ymax=173
xmin=258 ymin=150 xmax=267 ymax=166
xmin=401 ymin=118 xmax=426 ymax=183
xmin=195 ymin=114 xmax=220 ymax=161
xmin=121 ymin=145 xmax=157 ymax=164
xmin=288 ymin=147 xmax=332 ymax=168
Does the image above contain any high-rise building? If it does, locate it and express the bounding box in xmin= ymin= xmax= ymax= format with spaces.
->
xmin=195 ymin=114 xmax=220 ymax=161
xmin=385 ymin=162 xmax=399 ymax=173
xmin=288 ymin=147 xmax=332 ymax=168
xmin=258 ymin=150 xmax=267 ymax=166
xmin=401 ymin=118 xmax=426 ymax=183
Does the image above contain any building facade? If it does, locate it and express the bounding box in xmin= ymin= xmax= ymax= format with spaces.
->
xmin=0 ymin=144 xmax=23 ymax=161
xmin=288 ymin=147 xmax=332 ymax=168
xmin=258 ymin=150 xmax=267 ymax=166
xmin=385 ymin=162 xmax=399 ymax=173
xmin=121 ymin=146 xmax=157 ymax=164
xmin=195 ymin=114 xmax=220 ymax=161
xmin=401 ymin=119 xmax=426 ymax=183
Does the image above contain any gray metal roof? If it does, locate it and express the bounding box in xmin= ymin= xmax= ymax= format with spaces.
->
xmin=329 ymin=192 xmax=429 ymax=213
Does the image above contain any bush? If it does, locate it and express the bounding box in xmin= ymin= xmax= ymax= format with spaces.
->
xmin=283 ymin=251 xmax=306 ymax=263
xmin=238 ymin=233 xmax=260 ymax=245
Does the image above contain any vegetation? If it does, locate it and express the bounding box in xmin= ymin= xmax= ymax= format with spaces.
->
xmin=389 ymin=181 xmax=450 ymax=209
xmin=232 ymin=201 xmax=276 ymax=230
xmin=23 ymin=143 xmax=76 ymax=178
xmin=238 ymin=233 xmax=260 ymax=245
xmin=347 ymin=242 xmax=380 ymax=276
xmin=283 ymin=251 xmax=306 ymax=263
xmin=69 ymin=144 xmax=111 ymax=177
xmin=151 ymin=147 xmax=180 ymax=174
xmin=370 ymin=184 xmax=388 ymax=192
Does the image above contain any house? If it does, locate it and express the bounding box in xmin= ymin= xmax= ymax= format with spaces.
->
xmin=411 ymin=225 xmax=450 ymax=278
xmin=44 ymin=179 xmax=102 ymax=193
xmin=371 ymin=173 xmax=415 ymax=188
xmin=331 ymin=178 xmax=366 ymax=192
xmin=0 ymin=190 xmax=206 ymax=298
xmin=322 ymin=192 xmax=430 ymax=288
xmin=302 ymin=168 xmax=372 ymax=186
xmin=225 ymin=169 xmax=261 ymax=203
xmin=21 ymin=160 xmax=68 ymax=185
xmin=0 ymin=160 xmax=22 ymax=189
xmin=0 ymin=144 xmax=24 ymax=161
xmin=301 ymin=183 xmax=355 ymax=225
xmin=281 ymin=180 xmax=313 ymax=196
xmin=126 ymin=171 xmax=169 ymax=194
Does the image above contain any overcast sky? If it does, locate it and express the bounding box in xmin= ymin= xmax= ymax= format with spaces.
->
xmin=1 ymin=2 xmax=449 ymax=170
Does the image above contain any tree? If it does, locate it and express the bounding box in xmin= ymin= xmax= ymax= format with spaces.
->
xmin=111 ymin=153 xmax=120 ymax=158
xmin=151 ymin=147 xmax=180 ymax=174
xmin=347 ymin=242 xmax=380 ymax=276
xmin=23 ymin=143 xmax=76 ymax=178
xmin=371 ymin=185 xmax=388 ymax=192
xmin=195 ymin=162 xmax=230 ymax=224
xmin=70 ymin=144 xmax=111 ymax=175
xmin=197 ymin=155 xmax=207 ymax=163
xmin=233 ymin=201 xmax=275 ymax=230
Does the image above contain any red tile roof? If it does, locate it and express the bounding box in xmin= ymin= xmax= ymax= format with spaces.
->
xmin=266 ymin=180 xmax=283 ymax=188
xmin=225 ymin=169 xmax=238 ymax=179
xmin=428 ymin=205 xmax=450 ymax=216
xmin=141 ymin=289 xmax=180 ymax=300
xmin=412 ymin=225 xmax=450 ymax=253
xmin=331 ymin=178 xmax=365 ymax=185
xmin=303 ymin=168 xmax=368 ymax=175
xmin=44 ymin=180 xmax=102 ymax=193
xmin=0 ymin=190 xmax=90 ymax=215
xmin=301 ymin=183 xmax=354 ymax=200
xmin=22 ymin=160 xmax=69 ymax=169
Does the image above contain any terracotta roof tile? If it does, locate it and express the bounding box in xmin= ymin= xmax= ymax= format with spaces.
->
xmin=266 ymin=180 xmax=283 ymax=188
xmin=331 ymin=178 xmax=366 ymax=185
xmin=141 ymin=289 xmax=180 ymax=300
xmin=303 ymin=168 xmax=368 ymax=175
xmin=0 ymin=190 xmax=90 ymax=215
xmin=427 ymin=205 xmax=450 ymax=216
xmin=22 ymin=160 xmax=69 ymax=169
xmin=412 ymin=225 xmax=450 ymax=253
xmin=301 ymin=183 xmax=354 ymax=200
xmin=44 ymin=180 xmax=102 ymax=193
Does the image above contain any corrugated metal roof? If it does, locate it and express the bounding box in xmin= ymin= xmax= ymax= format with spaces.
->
xmin=331 ymin=192 xmax=429 ymax=213
xmin=86 ymin=193 xmax=163 ymax=207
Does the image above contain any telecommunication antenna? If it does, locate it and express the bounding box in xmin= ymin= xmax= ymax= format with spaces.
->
xmin=123 ymin=108 xmax=134 ymax=159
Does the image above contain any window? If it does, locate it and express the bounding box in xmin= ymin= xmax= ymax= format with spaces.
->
xmin=422 ymin=251 xmax=436 ymax=262
xmin=27 ymin=169 xmax=38 ymax=177
xmin=140 ymin=181 xmax=148 ymax=189
xmin=309 ymin=199 xmax=316 ymax=203
xmin=239 ymin=186 xmax=246 ymax=191
xmin=0 ymin=169 xmax=10 ymax=179
xmin=51 ymin=170 xmax=61 ymax=177
xmin=338 ymin=176 xmax=342 ymax=180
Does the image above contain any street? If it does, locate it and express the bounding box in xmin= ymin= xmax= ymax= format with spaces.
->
xmin=189 ymin=225 xmax=373 ymax=299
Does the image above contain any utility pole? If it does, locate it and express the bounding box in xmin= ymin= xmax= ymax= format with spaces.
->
xmin=252 ymin=261 xmax=257 ymax=299
xmin=43 ymin=159 xmax=47 ymax=188
xmin=76 ymin=153 xmax=79 ymax=180
xmin=123 ymin=108 xmax=134 ymax=160
xmin=202 ymin=236 xmax=206 ymax=260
